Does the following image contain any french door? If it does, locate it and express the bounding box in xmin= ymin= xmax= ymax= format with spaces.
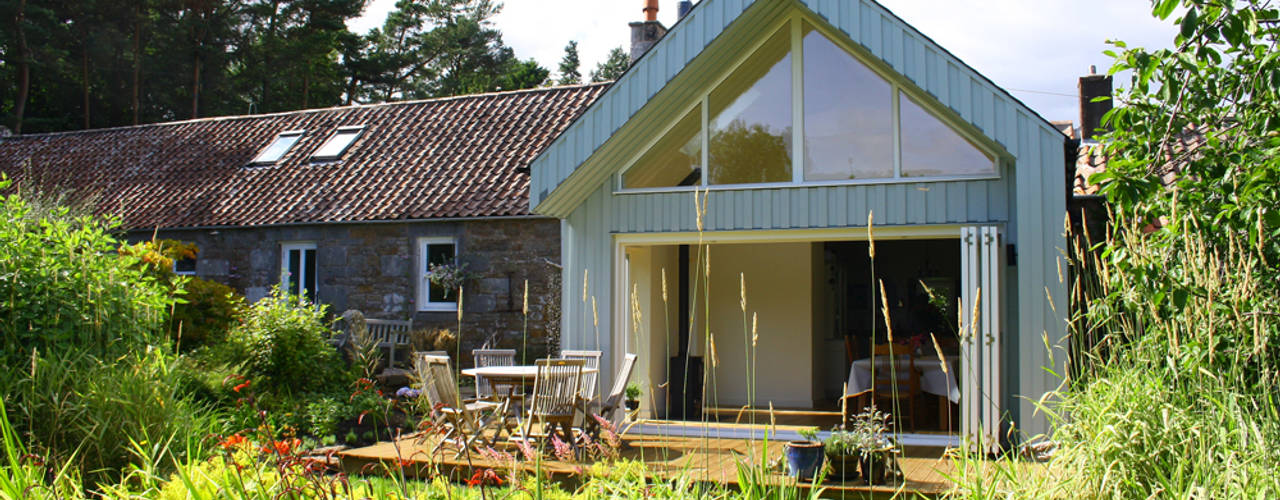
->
xmin=960 ymin=226 xmax=1002 ymax=453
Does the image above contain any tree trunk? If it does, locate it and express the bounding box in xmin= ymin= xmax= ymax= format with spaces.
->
xmin=191 ymin=54 xmax=201 ymax=118
xmin=82 ymin=47 xmax=91 ymax=129
xmin=132 ymin=4 xmax=142 ymax=125
xmin=13 ymin=0 xmax=30 ymax=134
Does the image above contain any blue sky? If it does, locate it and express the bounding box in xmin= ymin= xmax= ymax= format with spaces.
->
xmin=349 ymin=0 xmax=1177 ymax=123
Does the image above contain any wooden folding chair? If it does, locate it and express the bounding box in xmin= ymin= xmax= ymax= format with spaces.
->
xmin=520 ymin=359 xmax=584 ymax=448
xmin=416 ymin=354 xmax=513 ymax=458
xmin=472 ymin=348 xmax=517 ymax=400
xmin=561 ymin=350 xmax=602 ymax=408
xmin=581 ymin=353 xmax=638 ymax=442
xmin=871 ymin=343 xmax=921 ymax=430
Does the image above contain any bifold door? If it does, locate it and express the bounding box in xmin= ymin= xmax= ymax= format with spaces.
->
xmin=960 ymin=226 xmax=1003 ymax=453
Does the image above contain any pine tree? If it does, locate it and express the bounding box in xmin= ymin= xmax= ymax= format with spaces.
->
xmin=557 ymin=40 xmax=581 ymax=85
xmin=590 ymin=46 xmax=629 ymax=82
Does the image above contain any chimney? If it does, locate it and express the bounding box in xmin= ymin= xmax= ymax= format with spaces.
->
xmin=1078 ymin=66 xmax=1113 ymax=141
xmin=678 ymin=0 xmax=693 ymax=19
xmin=630 ymin=0 xmax=668 ymax=64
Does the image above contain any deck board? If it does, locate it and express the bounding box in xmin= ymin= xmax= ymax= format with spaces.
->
xmin=339 ymin=423 xmax=957 ymax=497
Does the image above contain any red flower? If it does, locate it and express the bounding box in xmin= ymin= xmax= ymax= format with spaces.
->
xmin=466 ymin=469 xmax=504 ymax=487
xmin=232 ymin=380 xmax=251 ymax=393
xmin=261 ymin=438 xmax=301 ymax=456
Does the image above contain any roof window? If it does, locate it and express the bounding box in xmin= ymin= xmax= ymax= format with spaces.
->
xmin=311 ymin=125 xmax=365 ymax=161
xmin=250 ymin=130 xmax=305 ymax=165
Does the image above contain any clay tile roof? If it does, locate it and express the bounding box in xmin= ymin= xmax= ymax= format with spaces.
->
xmin=0 ymin=83 xmax=609 ymax=230
xmin=1072 ymin=126 xmax=1206 ymax=197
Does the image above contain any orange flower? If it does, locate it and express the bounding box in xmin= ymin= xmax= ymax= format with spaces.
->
xmin=219 ymin=434 xmax=247 ymax=451
xmin=261 ymin=438 xmax=301 ymax=456
xmin=232 ymin=380 xmax=251 ymax=393
xmin=466 ymin=469 xmax=504 ymax=487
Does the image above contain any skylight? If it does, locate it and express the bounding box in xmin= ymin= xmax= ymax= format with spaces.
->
xmin=311 ymin=125 xmax=365 ymax=161
xmin=250 ymin=130 xmax=304 ymax=165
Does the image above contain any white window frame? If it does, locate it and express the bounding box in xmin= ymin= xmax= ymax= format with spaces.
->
xmin=172 ymin=256 xmax=197 ymax=276
xmin=614 ymin=12 xmax=1006 ymax=195
xmin=250 ymin=129 xmax=305 ymax=165
xmin=417 ymin=236 xmax=459 ymax=312
xmin=280 ymin=242 xmax=318 ymax=301
xmin=311 ymin=125 xmax=365 ymax=161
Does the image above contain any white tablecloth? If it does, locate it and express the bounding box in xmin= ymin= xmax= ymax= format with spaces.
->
xmin=844 ymin=356 xmax=959 ymax=403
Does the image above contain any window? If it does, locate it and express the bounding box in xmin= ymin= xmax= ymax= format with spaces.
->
xmin=311 ymin=125 xmax=365 ymax=161
xmin=281 ymin=242 xmax=317 ymax=303
xmin=250 ymin=130 xmax=304 ymax=165
xmin=899 ymin=92 xmax=995 ymax=177
xmin=172 ymin=256 xmax=197 ymax=276
xmin=621 ymin=106 xmax=703 ymax=189
xmin=707 ymin=26 xmax=793 ymax=185
xmin=617 ymin=15 xmax=999 ymax=191
xmin=417 ymin=237 xmax=458 ymax=311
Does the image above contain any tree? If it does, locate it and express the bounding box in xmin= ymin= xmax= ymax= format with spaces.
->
xmin=495 ymin=58 xmax=549 ymax=91
xmin=557 ymin=40 xmax=581 ymax=85
xmin=590 ymin=46 xmax=628 ymax=82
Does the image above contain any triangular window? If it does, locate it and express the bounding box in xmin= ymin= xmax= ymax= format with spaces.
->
xmin=900 ymin=92 xmax=994 ymax=177
xmin=622 ymin=106 xmax=702 ymax=189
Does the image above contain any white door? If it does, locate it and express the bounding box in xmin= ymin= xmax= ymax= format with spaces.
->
xmin=960 ymin=226 xmax=1003 ymax=453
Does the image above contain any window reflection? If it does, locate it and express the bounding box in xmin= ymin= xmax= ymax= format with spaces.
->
xmin=622 ymin=106 xmax=702 ymax=189
xmin=802 ymin=22 xmax=894 ymax=181
xmin=900 ymin=92 xmax=995 ymax=177
xmin=707 ymin=26 xmax=793 ymax=185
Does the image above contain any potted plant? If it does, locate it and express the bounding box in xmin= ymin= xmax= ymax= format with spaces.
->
xmin=427 ymin=261 xmax=475 ymax=299
xmin=847 ymin=408 xmax=898 ymax=485
xmin=822 ymin=428 xmax=862 ymax=480
xmin=624 ymin=382 xmax=643 ymax=411
xmin=784 ymin=427 xmax=825 ymax=481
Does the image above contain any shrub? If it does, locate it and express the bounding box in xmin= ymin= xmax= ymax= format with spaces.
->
xmin=228 ymin=287 xmax=347 ymax=396
xmin=0 ymin=180 xmax=171 ymax=361
xmin=171 ymin=277 xmax=244 ymax=350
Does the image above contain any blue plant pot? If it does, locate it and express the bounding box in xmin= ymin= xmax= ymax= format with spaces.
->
xmin=784 ymin=441 xmax=825 ymax=480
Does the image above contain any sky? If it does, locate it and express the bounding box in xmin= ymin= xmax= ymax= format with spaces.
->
xmin=348 ymin=0 xmax=1178 ymax=123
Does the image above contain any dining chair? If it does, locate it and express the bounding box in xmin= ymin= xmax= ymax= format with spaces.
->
xmin=560 ymin=350 xmax=602 ymax=408
xmin=472 ymin=348 xmax=517 ymax=400
xmin=520 ymin=358 xmax=584 ymax=449
xmin=415 ymin=354 xmax=513 ymax=458
xmin=581 ymin=352 xmax=637 ymax=443
xmin=871 ymin=343 xmax=921 ymax=430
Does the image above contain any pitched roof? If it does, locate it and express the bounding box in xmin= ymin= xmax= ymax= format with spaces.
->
xmin=0 ymin=83 xmax=609 ymax=230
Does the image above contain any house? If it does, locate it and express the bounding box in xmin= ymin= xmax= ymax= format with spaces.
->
xmin=530 ymin=0 xmax=1071 ymax=447
xmin=0 ymin=83 xmax=609 ymax=356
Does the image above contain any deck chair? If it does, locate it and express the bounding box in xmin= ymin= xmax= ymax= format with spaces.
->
xmin=560 ymin=350 xmax=602 ymax=408
xmin=472 ymin=348 xmax=517 ymax=400
xmin=581 ymin=353 xmax=638 ymax=442
xmin=416 ymin=354 xmax=513 ymax=458
xmin=871 ymin=343 xmax=920 ymax=430
xmin=520 ymin=359 xmax=584 ymax=448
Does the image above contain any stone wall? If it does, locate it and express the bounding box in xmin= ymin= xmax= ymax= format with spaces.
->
xmin=139 ymin=218 xmax=561 ymax=366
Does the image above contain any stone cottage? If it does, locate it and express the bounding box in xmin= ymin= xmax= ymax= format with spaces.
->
xmin=0 ymin=83 xmax=609 ymax=356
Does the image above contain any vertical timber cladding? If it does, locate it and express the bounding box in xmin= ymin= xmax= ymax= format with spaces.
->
xmin=539 ymin=0 xmax=1069 ymax=437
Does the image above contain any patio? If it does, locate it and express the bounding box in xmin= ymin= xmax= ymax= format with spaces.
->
xmin=338 ymin=421 xmax=960 ymax=498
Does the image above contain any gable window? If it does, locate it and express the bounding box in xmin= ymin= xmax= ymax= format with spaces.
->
xmin=618 ymin=16 xmax=999 ymax=191
xmin=281 ymin=242 xmax=317 ymax=302
xmin=250 ymin=130 xmax=304 ymax=165
xmin=417 ymin=237 xmax=458 ymax=311
xmin=311 ymin=125 xmax=365 ymax=161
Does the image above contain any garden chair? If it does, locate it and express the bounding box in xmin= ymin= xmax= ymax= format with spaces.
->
xmin=580 ymin=353 xmax=638 ymax=443
xmin=870 ymin=343 xmax=920 ymax=430
xmin=365 ymin=318 xmax=412 ymax=368
xmin=472 ymin=348 xmax=517 ymax=400
xmin=560 ymin=350 xmax=602 ymax=409
xmin=416 ymin=354 xmax=513 ymax=458
xmin=519 ymin=359 xmax=584 ymax=449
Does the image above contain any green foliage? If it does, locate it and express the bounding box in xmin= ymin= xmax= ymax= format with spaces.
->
xmin=0 ymin=180 xmax=171 ymax=361
xmin=625 ymin=382 xmax=643 ymax=400
xmin=558 ymin=40 xmax=581 ymax=85
xmin=590 ymin=46 xmax=630 ymax=83
xmin=227 ymin=286 xmax=347 ymax=396
xmin=171 ymin=277 xmax=245 ymax=350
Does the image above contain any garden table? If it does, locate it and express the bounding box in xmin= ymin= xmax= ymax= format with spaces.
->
xmin=844 ymin=355 xmax=960 ymax=403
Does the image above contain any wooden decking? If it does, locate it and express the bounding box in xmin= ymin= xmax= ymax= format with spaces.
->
xmin=339 ymin=422 xmax=957 ymax=498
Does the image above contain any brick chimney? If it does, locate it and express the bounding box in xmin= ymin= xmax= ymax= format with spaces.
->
xmin=1078 ymin=66 xmax=1113 ymax=141
xmin=630 ymin=0 xmax=668 ymax=64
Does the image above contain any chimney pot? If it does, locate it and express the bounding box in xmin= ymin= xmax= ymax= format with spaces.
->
xmin=678 ymin=0 xmax=693 ymax=19
xmin=644 ymin=0 xmax=659 ymax=22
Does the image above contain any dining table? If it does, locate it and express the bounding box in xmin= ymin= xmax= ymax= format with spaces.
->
xmin=462 ymin=365 xmax=600 ymax=396
xmin=844 ymin=355 xmax=960 ymax=403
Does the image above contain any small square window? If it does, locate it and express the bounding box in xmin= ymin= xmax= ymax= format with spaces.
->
xmin=250 ymin=130 xmax=305 ymax=165
xmin=172 ymin=257 xmax=197 ymax=276
xmin=311 ymin=126 xmax=365 ymax=161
